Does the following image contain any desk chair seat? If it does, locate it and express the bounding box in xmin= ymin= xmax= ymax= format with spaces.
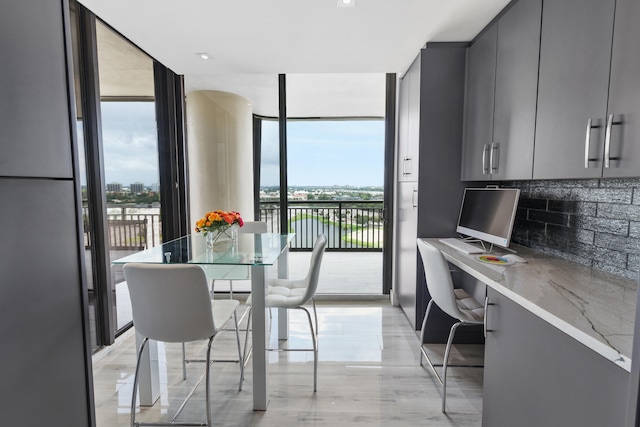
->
xmin=452 ymin=288 xmax=485 ymax=323
xmin=244 ymin=234 xmax=327 ymax=391
xmin=124 ymin=263 xmax=243 ymax=427
xmin=416 ymin=239 xmax=485 ymax=413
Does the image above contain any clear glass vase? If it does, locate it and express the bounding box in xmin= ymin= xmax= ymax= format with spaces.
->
xmin=205 ymin=224 xmax=238 ymax=249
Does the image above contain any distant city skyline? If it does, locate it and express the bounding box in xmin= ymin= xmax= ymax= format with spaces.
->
xmin=94 ymin=102 xmax=385 ymax=188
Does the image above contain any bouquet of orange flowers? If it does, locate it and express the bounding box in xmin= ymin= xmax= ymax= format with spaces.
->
xmin=194 ymin=210 xmax=244 ymax=235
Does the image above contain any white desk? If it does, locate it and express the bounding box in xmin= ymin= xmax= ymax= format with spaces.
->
xmin=423 ymin=238 xmax=637 ymax=371
xmin=113 ymin=233 xmax=294 ymax=410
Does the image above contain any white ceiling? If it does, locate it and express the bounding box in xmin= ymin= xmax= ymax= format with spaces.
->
xmin=80 ymin=0 xmax=510 ymax=117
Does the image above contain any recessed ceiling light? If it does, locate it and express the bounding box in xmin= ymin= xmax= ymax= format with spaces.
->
xmin=196 ymin=53 xmax=209 ymax=60
xmin=338 ymin=0 xmax=355 ymax=7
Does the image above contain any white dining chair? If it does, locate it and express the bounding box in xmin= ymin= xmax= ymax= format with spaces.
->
xmin=123 ymin=263 xmax=243 ymax=427
xmin=416 ymin=239 xmax=485 ymax=413
xmin=244 ymin=233 xmax=327 ymax=391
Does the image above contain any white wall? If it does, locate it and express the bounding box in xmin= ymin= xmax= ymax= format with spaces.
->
xmin=186 ymin=90 xmax=254 ymax=228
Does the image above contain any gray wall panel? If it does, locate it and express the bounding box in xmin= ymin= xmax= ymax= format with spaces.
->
xmin=0 ymin=0 xmax=74 ymax=178
xmin=0 ymin=179 xmax=89 ymax=425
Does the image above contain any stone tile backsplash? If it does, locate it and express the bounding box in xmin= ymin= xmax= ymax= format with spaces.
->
xmin=503 ymin=178 xmax=640 ymax=280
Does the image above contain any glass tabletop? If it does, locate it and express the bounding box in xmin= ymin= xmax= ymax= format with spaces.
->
xmin=112 ymin=233 xmax=295 ymax=266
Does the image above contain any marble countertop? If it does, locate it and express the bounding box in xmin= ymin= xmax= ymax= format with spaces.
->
xmin=423 ymin=238 xmax=637 ymax=372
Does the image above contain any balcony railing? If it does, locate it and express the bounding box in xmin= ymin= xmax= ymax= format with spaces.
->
xmin=83 ymin=206 xmax=162 ymax=250
xmin=259 ymin=200 xmax=384 ymax=251
xmin=83 ymin=200 xmax=383 ymax=252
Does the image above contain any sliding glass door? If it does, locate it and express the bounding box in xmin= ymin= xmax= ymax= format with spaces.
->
xmin=253 ymin=74 xmax=390 ymax=295
xmin=69 ymin=1 xmax=185 ymax=349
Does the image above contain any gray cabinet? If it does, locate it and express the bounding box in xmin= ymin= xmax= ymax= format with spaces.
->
xmin=461 ymin=25 xmax=496 ymax=181
xmin=0 ymin=1 xmax=74 ymax=178
xmin=533 ymin=0 xmax=616 ymax=179
xmin=397 ymin=56 xmax=420 ymax=182
xmin=0 ymin=1 xmax=94 ymax=425
xmin=462 ymin=0 xmax=541 ymax=181
xmin=483 ymin=288 xmax=628 ymax=426
xmin=0 ymin=180 xmax=91 ymax=426
xmin=603 ymin=0 xmax=640 ymax=178
xmin=395 ymin=181 xmax=418 ymax=327
xmin=394 ymin=45 xmax=468 ymax=330
xmin=491 ymin=0 xmax=541 ymax=180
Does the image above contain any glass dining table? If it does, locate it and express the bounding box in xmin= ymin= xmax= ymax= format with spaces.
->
xmin=112 ymin=232 xmax=295 ymax=411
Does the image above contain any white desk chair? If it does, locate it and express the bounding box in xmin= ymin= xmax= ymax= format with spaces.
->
xmin=124 ymin=263 xmax=243 ymax=427
xmin=244 ymin=233 xmax=327 ymax=391
xmin=416 ymin=239 xmax=485 ymax=413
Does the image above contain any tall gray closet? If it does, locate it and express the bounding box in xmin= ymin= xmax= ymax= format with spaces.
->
xmin=0 ymin=1 xmax=95 ymax=425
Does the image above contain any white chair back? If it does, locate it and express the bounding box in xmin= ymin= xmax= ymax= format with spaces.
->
xmin=239 ymin=221 xmax=268 ymax=233
xmin=299 ymin=234 xmax=327 ymax=304
xmin=416 ymin=239 xmax=461 ymax=320
xmin=123 ymin=263 xmax=216 ymax=343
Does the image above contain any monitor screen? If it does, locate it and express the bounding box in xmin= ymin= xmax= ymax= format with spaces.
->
xmin=456 ymin=188 xmax=520 ymax=248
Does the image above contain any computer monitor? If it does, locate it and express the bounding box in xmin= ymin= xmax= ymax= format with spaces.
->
xmin=456 ymin=187 xmax=520 ymax=248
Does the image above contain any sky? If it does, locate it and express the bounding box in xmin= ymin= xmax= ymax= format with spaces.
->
xmin=100 ymin=102 xmax=159 ymax=186
xmin=260 ymin=119 xmax=385 ymax=187
xmin=90 ymin=102 xmax=385 ymax=188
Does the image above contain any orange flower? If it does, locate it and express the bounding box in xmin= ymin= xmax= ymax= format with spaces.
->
xmin=194 ymin=209 xmax=244 ymax=234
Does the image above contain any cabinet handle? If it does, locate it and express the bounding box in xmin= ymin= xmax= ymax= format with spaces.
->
xmin=604 ymin=114 xmax=622 ymax=168
xmin=484 ymin=296 xmax=489 ymax=338
xmin=482 ymin=144 xmax=489 ymax=175
xmin=490 ymin=142 xmax=499 ymax=173
xmin=402 ymin=157 xmax=411 ymax=176
xmin=584 ymin=118 xmax=600 ymax=168
xmin=484 ymin=296 xmax=495 ymax=338
xmin=412 ymin=188 xmax=418 ymax=209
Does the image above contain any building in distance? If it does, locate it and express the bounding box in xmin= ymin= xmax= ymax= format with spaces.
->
xmin=107 ymin=182 xmax=122 ymax=193
xmin=130 ymin=182 xmax=145 ymax=194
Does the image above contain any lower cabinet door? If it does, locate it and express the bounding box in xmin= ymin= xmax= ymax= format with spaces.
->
xmin=482 ymin=288 xmax=628 ymax=427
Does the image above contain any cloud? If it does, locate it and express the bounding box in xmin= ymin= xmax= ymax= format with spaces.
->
xmin=92 ymin=103 xmax=384 ymax=188
xmin=100 ymin=102 xmax=159 ymax=185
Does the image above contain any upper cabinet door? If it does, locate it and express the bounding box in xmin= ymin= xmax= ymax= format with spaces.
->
xmin=603 ymin=0 xmax=640 ymax=178
xmin=397 ymin=72 xmax=411 ymax=182
xmin=491 ymin=0 xmax=541 ymax=181
xmin=533 ymin=0 xmax=615 ymax=179
xmin=398 ymin=55 xmax=421 ymax=182
xmin=0 ymin=2 xmax=74 ymax=178
xmin=461 ymin=25 xmax=497 ymax=181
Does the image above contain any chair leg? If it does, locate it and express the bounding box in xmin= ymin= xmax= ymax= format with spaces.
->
xmin=311 ymin=298 xmax=319 ymax=338
xmin=241 ymin=306 xmax=274 ymax=367
xmin=205 ymin=336 xmax=213 ymax=427
xmin=233 ymin=309 xmax=244 ymax=391
xmin=301 ymin=307 xmax=318 ymax=392
xmin=131 ymin=337 xmax=149 ymax=427
xmin=242 ymin=307 xmax=253 ymax=366
xmin=441 ymin=321 xmax=462 ymax=413
xmin=419 ymin=299 xmax=435 ymax=367
xmin=134 ymin=337 xmax=216 ymax=426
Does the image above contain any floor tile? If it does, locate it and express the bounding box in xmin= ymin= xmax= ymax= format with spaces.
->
xmin=92 ymin=300 xmax=483 ymax=426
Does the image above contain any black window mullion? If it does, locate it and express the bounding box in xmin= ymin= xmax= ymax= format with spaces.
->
xmin=154 ymin=64 xmax=188 ymax=241
xmin=76 ymin=5 xmax=114 ymax=345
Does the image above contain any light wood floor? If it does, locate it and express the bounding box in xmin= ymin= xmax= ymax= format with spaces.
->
xmin=92 ymin=300 xmax=483 ymax=426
